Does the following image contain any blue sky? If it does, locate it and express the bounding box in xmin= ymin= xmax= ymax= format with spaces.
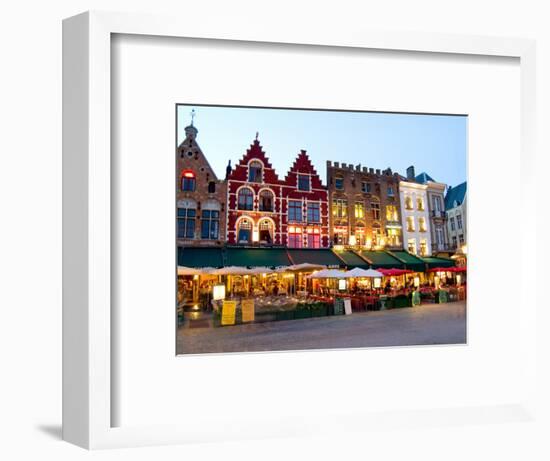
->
xmin=177 ymin=105 xmax=467 ymax=187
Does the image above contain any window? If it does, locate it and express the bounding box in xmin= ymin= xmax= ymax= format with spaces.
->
xmin=371 ymin=201 xmax=380 ymax=220
xmin=355 ymin=201 xmax=365 ymax=219
xmin=387 ymin=228 xmax=401 ymax=247
xmin=288 ymin=200 xmax=303 ymax=222
xmin=452 ymin=236 xmax=458 ymax=248
xmin=361 ymin=181 xmax=371 ymax=193
xmin=405 ymin=196 xmax=413 ymax=210
xmin=237 ymin=219 xmax=252 ymax=243
xmin=201 ymin=210 xmax=219 ymax=240
xmin=436 ymin=226 xmax=444 ymax=247
xmin=456 ymin=214 xmax=463 ymax=229
xmin=208 ymin=181 xmax=216 ymax=193
xmin=407 ymin=238 xmax=417 ymax=254
xmin=386 ymin=205 xmax=398 ymax=221
xmin=433 ymin=196 xmax=442 ymax=213
xmin=406 ymin=216 xmax=415 ymax=232
xmin=417 ymin=197 xmax=424 ymax=211
xmin=450 ymin=217 xmax=456 ymax=231
xmin=387 ymin=186 xmax=394 ymax=197
xmin=288 ymin=226 xmax=303 ymax=248
xmin=248 ymin=161 xmax=263 ymax=183
xmin=419 ymin=217 xmax=427 ymax=232
xmin=177 ymin=208 xmax=196 ymax=239
xmin=237 ymin=187 xmax=254 ymax=210
xmin=181 ymin=170 xmax=196 ymax=191
xmin=307 ymin=202 xmax=320 ymax=223
xmin=334 ymin=176 xmax=344 ymax=190
xmin=332 ymin=199 xmax=347 ymax=218
xmin=258 ymin=219 xmax=273 ymax=244
xmin=259 ymin=189 xmax=274 ymax=211
xmin=298 ymin=174 xmax=310 ymax=191
xmin=459 ymin=234 xmax=465 ymax=245
xmin=355 ymin=223 xmax=366 ymax=245
xmin=372 ymin=224 xmax=382 ymax=246
xmin=333 ymin=226 xmax=348 ymax=245
xmin=419 ymin=240 xmax=428 ymax=256
xmin=306 ymin=228 xmax=321 ymax=248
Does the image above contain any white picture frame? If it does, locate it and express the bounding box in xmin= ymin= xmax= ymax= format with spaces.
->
xmin=62 ymin=10 xmax=537 ymax=449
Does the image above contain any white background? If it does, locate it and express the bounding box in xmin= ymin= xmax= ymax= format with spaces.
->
xmin=1 ymin=1 xmax=549 ymax=460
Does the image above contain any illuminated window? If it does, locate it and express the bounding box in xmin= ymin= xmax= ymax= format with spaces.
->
xmin=307 ymin=202 xmax=320 ymax=223
xmin=372 ymin=223 xmax=382 ymax=246
xmin=407 ymin=216 xmax=415 ymax=232
xmin=288 ymin=200 xmax=303 ymax=222
xmin=181 ymin=170 xmax=196 ymax=191
xmin=355 ymin=201 xmax=365 ymax=219
xmin=258 ymin=219 xmax=273 ymax=244
xmin=298 ymin=174 xmax=310 ymax=191
xmin=419 ymin=239 xmax=427 ymax=256
xmin=237 ymin=188 xmax=254 ymax=210
xmin=407 ymin=238 xmax=417 ymax=254
xmin=248 ymin=161 xmax=263 ymax=183
xmin=333 ymin=226 xmax=348 ymax=245
xmin=386 ymin=205 xmax=398 ymax=221
xmin=306 ymin=228 xmax=320 ymax=248
xmin=405 ymin=196 xmax=413 ymax=210
xmin=237 ymin=219 xmax=252 ymax=243
xmin=387 ymin=228 xmax=401 ymax=247
xmin=259 ymin=189 xmax=274 ymax=211
xmin=417 ymin=197 xmax=424 ymax=211
xmin=288 ymin=226 xmax=303 ymax=248
xmin=355 ymin=223 xmax=366 ymax=245
xmin=177 ymin=207 xmax=196 ymax=239
xmin=332 ymin=199 xmax=347 ymax=218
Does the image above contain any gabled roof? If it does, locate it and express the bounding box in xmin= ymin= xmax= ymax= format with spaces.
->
xmin=445 ymin=181 xmax=467 ymax=210
xmin=284 ymin=150 xmax=325 ymax=188
xmin=415 ymin=172 xmax=435 ymax=184
xmin=227 ymin=138 xmax=282 ymax=183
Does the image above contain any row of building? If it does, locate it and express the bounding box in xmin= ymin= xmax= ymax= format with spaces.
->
xmin=177 ymin=121 xmax=467 ymax=257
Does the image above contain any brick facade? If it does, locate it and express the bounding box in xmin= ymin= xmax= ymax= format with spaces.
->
xmin=326 ymin=162 xmax=403 ymax=249
xmin=176 ymin=124 xmax=226 ymax=246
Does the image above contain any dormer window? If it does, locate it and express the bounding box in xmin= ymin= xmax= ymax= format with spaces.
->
xmin=248 ymin=161 xmax=263 ymax=183
xmin=298 ymin=174 xmax=310 ymax=191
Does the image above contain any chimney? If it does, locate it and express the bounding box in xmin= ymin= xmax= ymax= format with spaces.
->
xmin=406 ymin=165 xmax=415 ymax=181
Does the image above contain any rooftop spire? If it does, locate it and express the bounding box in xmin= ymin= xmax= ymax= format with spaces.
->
xmin=190 ymin=108 xmax=196 ymax=126
xmin=184 ymin=108 xmax=198 ymax=140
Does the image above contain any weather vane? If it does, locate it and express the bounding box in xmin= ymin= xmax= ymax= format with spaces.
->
xmin=255 ymin=131 xmax=259 ymax=141
xmin=190 ymin=109 xmax=196 ymax=126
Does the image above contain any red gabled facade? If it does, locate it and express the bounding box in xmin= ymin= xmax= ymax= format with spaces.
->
xmin=226 ymin=139 xmax=329 ymax=248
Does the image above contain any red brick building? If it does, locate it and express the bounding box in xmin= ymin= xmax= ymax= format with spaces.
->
xmin=226 ymin=138 xmax=329 ymax=248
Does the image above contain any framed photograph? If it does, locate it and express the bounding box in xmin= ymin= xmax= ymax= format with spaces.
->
xmin=63 ymin=11 xmax=537 ymax=449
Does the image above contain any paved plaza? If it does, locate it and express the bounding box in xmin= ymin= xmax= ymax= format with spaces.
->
xmin=176 ymin=301 xmax=467 ymax=354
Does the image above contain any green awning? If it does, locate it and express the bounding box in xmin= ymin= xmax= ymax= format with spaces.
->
xmin=389 ymin=250 xmax=426 ymax=272
xmin=287 ymin=249 xmax=344 ymax=268
xmin=178 ymin=247 xmax=223 ymax=268
xmin=225 ymin=247 xmax=291 ymax=268
xmin=333 ymin=250 xmax=370 ymax=268
xmin=358 ymin=250 xmax=405 ymax=269
xmin=420 ymin=256 xmax=455 ymax=269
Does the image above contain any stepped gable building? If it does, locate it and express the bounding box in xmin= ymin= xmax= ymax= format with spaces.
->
xmin=282 ymin=150 xmax=330 ymax=248
xmin=415 ymin=170 xmax=450 ymax=254
xmin=176 ymin=121 xmax=226 ymax=246
xmin=226 ymin=138 xmax=330 ymax=248
xmin=326 ymin=161 xmax=403 ymax=249
xmin=226 ymin=136 xmax=284 ymax=246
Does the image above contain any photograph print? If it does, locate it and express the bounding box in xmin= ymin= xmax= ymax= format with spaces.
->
xmin=176 ymin=104 xmax=467 ymax=355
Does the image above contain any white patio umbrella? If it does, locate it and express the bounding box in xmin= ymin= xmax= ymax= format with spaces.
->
xmin=342 ymin=267 xmax=383 ymax=278
xmin=177 ymin=266 xmax=203 ymax=276
xmin=286 ymin=263 xmax=327 ymax=272
xmin=306 ymin=269 xmax=346 ymax=279
xmin=210 ymin=266 xmax=255 ymax=276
